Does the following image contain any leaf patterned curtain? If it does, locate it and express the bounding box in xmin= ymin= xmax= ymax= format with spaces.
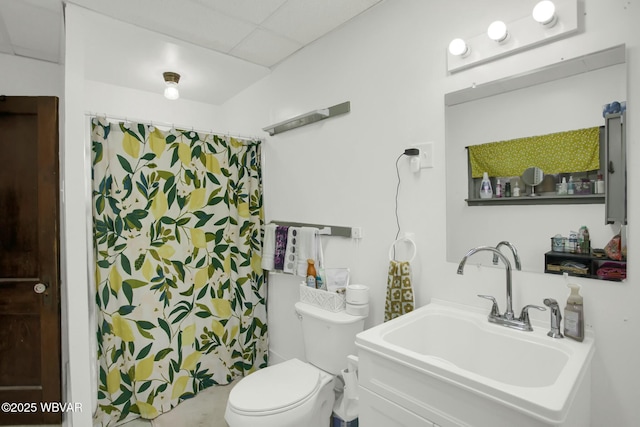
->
xmin=91 ymin=119 xmax=267 ymax=426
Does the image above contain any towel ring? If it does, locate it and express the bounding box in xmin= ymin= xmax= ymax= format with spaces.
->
xmin=388 ymin=236 xmax=417 ymax=262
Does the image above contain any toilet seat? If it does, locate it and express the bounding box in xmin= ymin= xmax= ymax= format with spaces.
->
xmin=228 ymin=359 xmax=324 ymax=416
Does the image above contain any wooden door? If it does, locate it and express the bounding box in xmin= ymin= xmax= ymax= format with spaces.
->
xmin=0 ymin=96 xmax=61 ymax=425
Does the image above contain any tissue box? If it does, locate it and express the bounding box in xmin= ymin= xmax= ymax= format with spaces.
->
xmin=299 ymin=283 xmax=346 ymax=312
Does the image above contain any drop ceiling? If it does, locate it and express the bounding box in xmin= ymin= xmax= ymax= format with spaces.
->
xmin=0 ymin=0 xmax=383 ymax=103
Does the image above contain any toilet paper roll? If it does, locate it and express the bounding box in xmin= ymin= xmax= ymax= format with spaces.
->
xmin=346 ymin=284 xmax=369 ymax=305
xmin=346 ymin=302 xmax=369 ymax=317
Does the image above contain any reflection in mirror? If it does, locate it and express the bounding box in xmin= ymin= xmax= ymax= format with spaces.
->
xmin=445 ymin=46 xmax=626 ymax=273
xmin=521 ymin=167 xmax=544 ymax=196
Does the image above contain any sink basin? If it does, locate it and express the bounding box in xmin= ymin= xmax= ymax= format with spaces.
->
xmin=356 ymin=300 xmax=595 ymax=426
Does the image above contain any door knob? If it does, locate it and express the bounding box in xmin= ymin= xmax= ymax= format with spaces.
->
xmin=34 ymin=283 xmax=48 ymax=294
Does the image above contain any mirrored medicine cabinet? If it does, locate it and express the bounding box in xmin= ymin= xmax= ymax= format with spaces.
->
xmin=445 ymin=45 xmax=627 ymax=275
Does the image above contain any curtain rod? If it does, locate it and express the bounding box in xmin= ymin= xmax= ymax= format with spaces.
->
xmin=84 ymin=111 xmax=263 ymax=142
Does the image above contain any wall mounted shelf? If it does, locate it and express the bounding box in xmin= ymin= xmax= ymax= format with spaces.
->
xmin=544 ymin=251 xmax=626 ymax=282
xmin=466 ymin=194 xmax=604 ymax=206
xmin=262 ymin=101 xmax=350 ymax=136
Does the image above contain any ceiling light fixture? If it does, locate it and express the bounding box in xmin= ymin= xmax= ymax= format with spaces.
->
xmin=487 ymin=20 xmax=509 ymax=42
xmin=448 ymin=38 xmax=470 ymax=57
xmin=532 ymin=1 xmax=557 ymax=27
xmin=163 ymin=71 xmax=180 ymax=100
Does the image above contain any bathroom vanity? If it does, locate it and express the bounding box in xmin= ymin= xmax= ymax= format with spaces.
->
xmin=355 ymin=301 xmax=594 ymax=427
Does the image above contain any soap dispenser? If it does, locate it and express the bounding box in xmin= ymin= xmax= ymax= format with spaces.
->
xmin=480 ymin=172 xmax=493 ymax=199
xmin=564 ymin=283 xmax=584 ymax=342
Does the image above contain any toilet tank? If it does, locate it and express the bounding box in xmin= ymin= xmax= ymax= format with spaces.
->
xmin=294 ymin=301 xmax=366 ymax=375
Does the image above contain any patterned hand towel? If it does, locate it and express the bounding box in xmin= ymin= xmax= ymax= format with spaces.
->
xmin=273 ymin=226 xmax=289 ymax=270
xmin=384 ymin=260 xmax=415 ymax=322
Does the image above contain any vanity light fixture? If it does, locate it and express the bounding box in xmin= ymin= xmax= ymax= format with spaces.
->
xmin=446 ymin=0 xmax=577 ymax=73
xmin=487 ymin=20 xmax=509 ymax=43
xmin=163 ymin=71 xmax=180 ymax=100
xmin=448 ymin=38 xmax=470 ymax=57
xmin=532 ymin=1 xmax=558 ymax=27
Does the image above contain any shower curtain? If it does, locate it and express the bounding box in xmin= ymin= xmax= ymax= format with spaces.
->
xmin=90 ymin=119 xmax=267 ymax=426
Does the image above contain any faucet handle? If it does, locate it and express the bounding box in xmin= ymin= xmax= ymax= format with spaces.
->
xmin=477 ymin=294 xmax=500 ymax=317
xmin=519 ymin=304 xmax=546 ymax=330
xmin=543 ymin=298 xmax=559 ymax=308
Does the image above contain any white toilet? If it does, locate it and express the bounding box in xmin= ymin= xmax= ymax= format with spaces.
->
xmin=225 ymin=301 xmax=366 ymax=427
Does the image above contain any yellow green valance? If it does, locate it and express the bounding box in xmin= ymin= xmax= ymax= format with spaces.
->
xmin=468 ymin=126 xmax=600 ymax=178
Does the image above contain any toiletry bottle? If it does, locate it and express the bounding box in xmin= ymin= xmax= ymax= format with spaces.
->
xmin=480 ymin=172 xmax=493 ymax=199
xmin=513 ymin=181 xmax=520 ymax=197
xmin=567 ymin=176 xmax=574 ymax=195
xmin=578 ymin=226 xmax=590 ymax=254
xmin=316 ymin=268 xmax=326 ymax=291
xmin=596 ymin=174 xmax=605 ymax=194
xmin=564 ymin=284 xmax=584 ymax=342
xmin=504 ymin=182 xmax=511 ymax=197
xmin=559 ymin=177 xmax=567 ymax=195
xmin=495 ymin=179 xmax=502 ymax=198
xmin=306 ymin=259 xmax=317 ymax=288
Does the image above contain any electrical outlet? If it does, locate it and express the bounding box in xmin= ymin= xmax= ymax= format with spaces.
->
xmin=412 ymin=142 xmax=434 ymax=168
xmin=351 ymin=227 xmax=363 ymax=239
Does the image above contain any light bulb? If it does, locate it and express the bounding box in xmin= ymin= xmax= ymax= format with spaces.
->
xmin=164 ymin=82 xmax=179 ymax=100
xmin=533 ymin=1 xmax=557 ymax=27
xmin=487 ymin=20 xmax=508 ymax=42
xmin=448 ymin=38 xmax=469 ymax=57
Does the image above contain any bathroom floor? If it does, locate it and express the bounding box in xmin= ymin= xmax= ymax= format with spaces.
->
xmin=6 ymin=381 xmax=233 ymax=427
xmin=4 ymin=421 xmax=149 ymax=427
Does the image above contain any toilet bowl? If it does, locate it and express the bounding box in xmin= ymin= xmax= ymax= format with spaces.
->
xmin=225 ymin=358 xmax=334 ymax=427
xmin=225 ymin=301 xmax=367 ymax=427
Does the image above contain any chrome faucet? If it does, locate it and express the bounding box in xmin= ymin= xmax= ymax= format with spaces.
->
xmin=458 ymin=246 xmax=516 ymax=319
xmin=458 ymin=245 xmax=546 ymax=331
xmin=543 ymin=298 xmax=564 ymax=338
xmin=492 ymin=241 xmax=522 ymax=271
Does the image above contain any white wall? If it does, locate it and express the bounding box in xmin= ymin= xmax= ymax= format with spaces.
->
xmin=221 ymin=0 xmax=640 ymax=425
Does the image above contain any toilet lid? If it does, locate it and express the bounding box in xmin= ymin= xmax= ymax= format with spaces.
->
xmin=229 ymin=359 xmax=321 ymax=414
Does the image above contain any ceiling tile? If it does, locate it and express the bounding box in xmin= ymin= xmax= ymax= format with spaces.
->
xmin=1 ymin=0 xmax=61 ymax=62
xmin=230 ymin=28 xmax=303 ymax=67
xmin=262 ymin=0 xmax=382 ymax=45
xmin=0 ymin=14 xmax=14 ymax=55
xmin=193 ymin=0 xmax=288 ymax=25
xmin=69 ymin=0 xmax=257 ymax=53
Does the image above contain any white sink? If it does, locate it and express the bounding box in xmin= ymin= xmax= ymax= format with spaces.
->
xmin=355 ymin=300 xmax=595 ymax=427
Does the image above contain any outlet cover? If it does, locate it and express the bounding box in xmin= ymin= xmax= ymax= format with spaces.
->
xmin=412 ymin=142 xmax=434 ymax=168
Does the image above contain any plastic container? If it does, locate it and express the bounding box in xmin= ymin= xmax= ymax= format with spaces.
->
xmin=513 ymin=181 xmax=520 ymax=197
xmin=567 ymin=176 xmax=575 ymax=195
xmin=479 ymin=172 xmax=493 ymax=199
xmin=596 ymin=174 xmax=605 ymax=194
xmin=299 ymin=283 xmax=346 ymax=312
xmin=564 ymin=284 xmax=584 ymax=342
xmin=316 ymin=268 xmax=327 ymax=291
xmin=332 ymin=414 xmax=359 ymax=427
xmin=558 ymin=177 xmax=568 ymax=195
xmin=495 ymin=179 xmax=502 ymax=198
